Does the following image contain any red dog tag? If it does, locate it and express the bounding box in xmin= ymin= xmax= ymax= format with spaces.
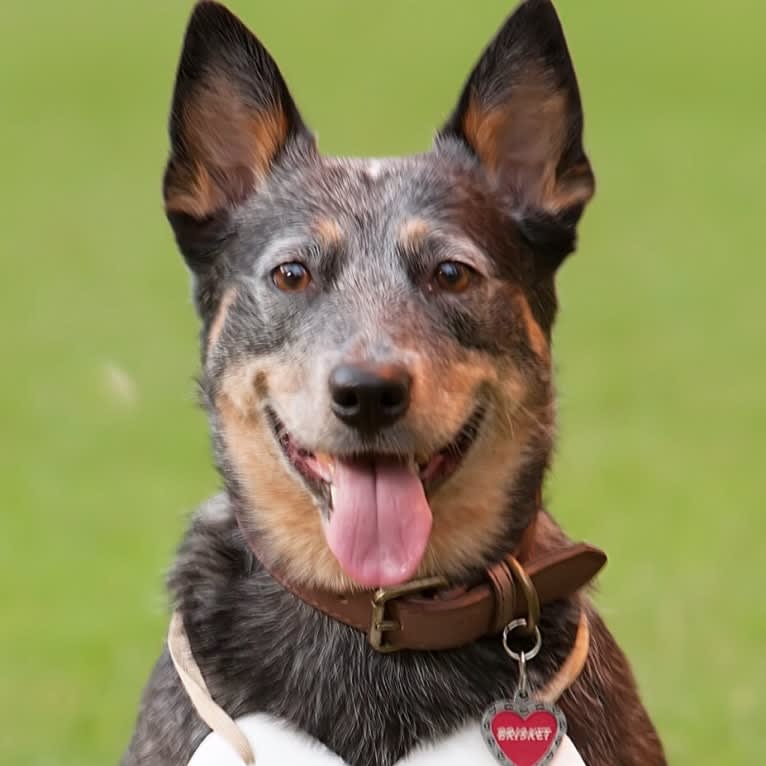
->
xmin=482 ymin=698 xmax=566 ymax=766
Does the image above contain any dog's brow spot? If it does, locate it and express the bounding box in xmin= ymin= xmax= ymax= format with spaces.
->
xmin=313 ymin=218 xmax=344 ymax=248
xmin=398 ymin=218 xmax=431 ymax=250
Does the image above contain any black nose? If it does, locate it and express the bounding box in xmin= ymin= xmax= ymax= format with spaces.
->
xmin=329 ymin=363 xmax=411 ymax=433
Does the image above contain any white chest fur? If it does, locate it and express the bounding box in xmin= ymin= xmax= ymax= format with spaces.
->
xmin=187 ymin=713 xmax=586 ymax=766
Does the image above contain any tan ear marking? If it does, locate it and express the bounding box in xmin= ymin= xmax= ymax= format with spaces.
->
xmin=461 ymin=93 xmax=508 ymax=174
xmin=460 ymin=82 xmax=593 ymax=215
xmin=165 ymin=76 xmax=291 ymax=218
xmin=165 ymin=161 xmax=221 ymax=219
xmin=245 ymin=108 xmax=290 ymax=181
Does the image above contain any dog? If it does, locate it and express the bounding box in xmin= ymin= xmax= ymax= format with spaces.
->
xmin=121 ymin=1 xmax=666 ymax=764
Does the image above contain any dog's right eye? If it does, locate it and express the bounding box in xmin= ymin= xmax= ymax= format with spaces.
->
xmin=272 ymin=262 xmax=312 ymax=292
xmin=433 ymin=261 xmax=474 ymax=294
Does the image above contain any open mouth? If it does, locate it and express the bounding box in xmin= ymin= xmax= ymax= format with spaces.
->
xmin=266 ymin=405 xmax=485 ymax=587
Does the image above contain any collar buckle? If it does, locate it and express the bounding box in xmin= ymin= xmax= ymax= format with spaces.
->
xmin=368 ymin=576 xmax=449 ymax=653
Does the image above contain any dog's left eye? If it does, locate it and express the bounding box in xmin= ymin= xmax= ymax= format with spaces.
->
xmin=433 ymin=261 xmax=474 ymax=293
xmin=272 ymin=262 xmax=312 ymax=292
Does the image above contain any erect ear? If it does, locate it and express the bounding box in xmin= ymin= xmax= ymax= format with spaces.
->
xmin=439 ymin=0 xmax=595 ymax=269
xmin=164 ymin=1 xmax=311 ymax=264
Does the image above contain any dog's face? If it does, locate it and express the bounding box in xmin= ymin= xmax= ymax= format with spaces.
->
xmin=164 ymin=0 xmax=594 ymax=590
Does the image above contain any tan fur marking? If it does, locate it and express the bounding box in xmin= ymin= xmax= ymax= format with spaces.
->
xmin=313 ymin=218 xmax=344 ymax=248
xmin=402 ymin=345 xmax=548 ymax=581
xmin=396 ymin=347 xmax=542 ymax=581
xmin=461 ymin=86 xmax=593 ymax=212
xmin=219 ymin=393 xmax=332 ymax=565
xmin=515 ymin=293 xmax=549 ymax=359
xmin=216 ymin=362 xmax=353 ymax=591
xmin=462 ymin=93 xmax=510 ymax=174
xmin=207 ymin=287 xmax=238 ymax=353
xmin=216 ymin=341 xmax=549 ymax=591
xmin=398 ymin=218 xmax=431 ymax=250
xmin=246 ymin=108 xmax=290 ymax=179
xmin=219 ymin=406 xmax=356 ymax=591
xmin=165 ymin=76 xmax=290 ymax=217
xmin=423 ymin=420 xmax=533 ymax=579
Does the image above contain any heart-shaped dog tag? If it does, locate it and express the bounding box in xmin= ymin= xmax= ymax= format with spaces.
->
xmin=481 ymin=698 xmax=566 ymax=766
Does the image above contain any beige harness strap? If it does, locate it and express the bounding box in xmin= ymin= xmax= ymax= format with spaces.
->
xmin=538 ymin=610 xmax=591 ymax=703
xmin=167 ymin=609 xmax=590 ymax=764
xmin=168 ymin=612 xmax=256 ymax=764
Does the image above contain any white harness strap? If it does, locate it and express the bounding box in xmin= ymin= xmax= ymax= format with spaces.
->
xmin=168 ymin=612 xmax=256 ymax=764
xmin=169 ymin=610 xmax=590 ymax=765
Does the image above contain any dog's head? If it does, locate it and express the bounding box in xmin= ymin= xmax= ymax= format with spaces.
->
xmin=164 ymin=0 xmax=594 ymax=590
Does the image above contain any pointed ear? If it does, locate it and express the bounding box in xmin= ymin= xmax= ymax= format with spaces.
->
xmin=439 ymin=0 xmax=595 ymax=268
xmin=164 ymin=1 xmax=310 ymax=226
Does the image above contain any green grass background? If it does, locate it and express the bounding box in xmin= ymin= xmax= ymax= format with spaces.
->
xmin=1 ymin=1 xmax=763 ymax=763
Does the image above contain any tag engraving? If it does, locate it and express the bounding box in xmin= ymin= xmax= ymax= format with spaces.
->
xmin=482 ymin=698 xmax=566 ymax=766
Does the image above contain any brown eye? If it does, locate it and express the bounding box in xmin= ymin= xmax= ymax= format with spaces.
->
xmin=434 ymin=261 xmax=473 ymax=293
xmin=272 ymin=262 xmax=311 ymax=292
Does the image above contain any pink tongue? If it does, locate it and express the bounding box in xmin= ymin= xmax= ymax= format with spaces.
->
xmin=325 ymin=457 xmax=433 ymax=587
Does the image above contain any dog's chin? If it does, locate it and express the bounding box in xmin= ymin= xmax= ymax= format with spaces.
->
xmin=265 ymin=405 xmax=485 ymax=587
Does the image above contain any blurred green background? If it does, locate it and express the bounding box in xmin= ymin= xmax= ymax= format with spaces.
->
xmin=1 ymin=0 xmax=763 ymax=763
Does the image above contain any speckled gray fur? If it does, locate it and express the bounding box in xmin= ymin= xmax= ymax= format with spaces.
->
xmin=120 ymin=1 xmax=666 ymax=764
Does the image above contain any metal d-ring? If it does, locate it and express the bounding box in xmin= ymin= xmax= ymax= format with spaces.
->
xmin=502 ymin=618 xmax=542 ymax=662
xmin=502 ymin=618 xmax=542 ymax=699
xmin=505 ymin=555 xmax=540 ymax=635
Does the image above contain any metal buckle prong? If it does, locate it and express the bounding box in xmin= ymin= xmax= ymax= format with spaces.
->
xmin=368 ymin=575 xmax=448 ymax=653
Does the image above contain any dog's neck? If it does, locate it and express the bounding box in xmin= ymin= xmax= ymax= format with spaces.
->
xmin=234 ymin=496 xmax=605 ymax=655
xmin=169 ymin=495 xmax=606 ymax=766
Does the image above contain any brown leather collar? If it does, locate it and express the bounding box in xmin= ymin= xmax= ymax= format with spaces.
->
xmin=244 ymin=516 xmax=607 ymax=654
